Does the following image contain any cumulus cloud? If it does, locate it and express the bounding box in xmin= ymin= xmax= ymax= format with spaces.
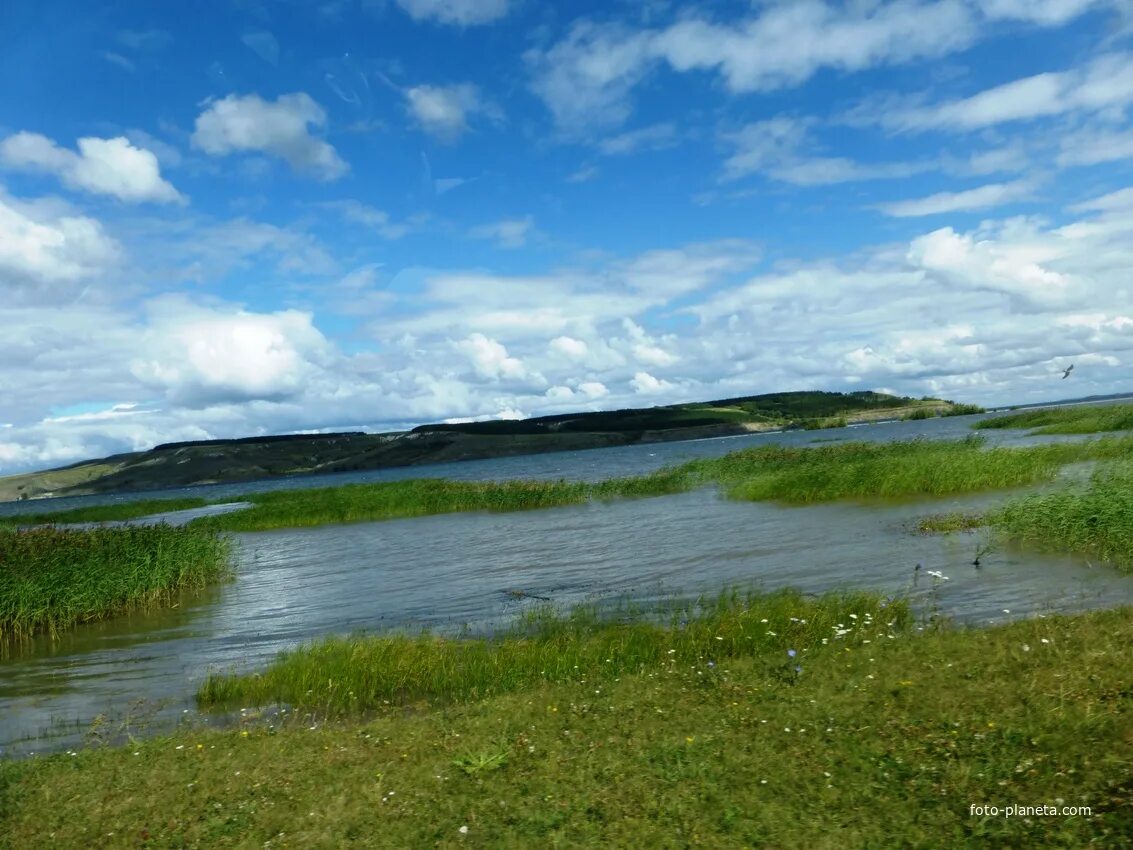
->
xmin=454 ymin=333 xmax=528 ymax=380
xmin=130 ymin=301 xmax=333 ymax=407
xmin=630 ymin=371 xmax=674 ymax=394
xmin=0 ymin=193 xmax=120 ymax=292
xmin=395 ymin=0 xmax=510 ymax=26
xmin=191 ymin=93 xmax=347 ymax=180
xmin=549 ymin=336 xmax=589 ymax=359
xmin=0 ymin=133 xmax=184 ymax=203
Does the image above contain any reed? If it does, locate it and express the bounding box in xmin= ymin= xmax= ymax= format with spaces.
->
xmin=190 ymin=470 xmax=694 ymax=533
xmin=197 ymin=588 xmax=909 ymax=712
xmin=991 ymin=462 xmax=1133 ymax=572
xmin=0 ymin=525 xmax=233 ymax=643
xmin=976 ymin=403 xmax=1133 ymax=434
xmin=673 ymin=436 xmax=1116 ymax=504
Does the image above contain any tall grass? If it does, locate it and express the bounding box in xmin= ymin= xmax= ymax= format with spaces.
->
xmin=992 ymin=461 xmax=1133 ymax=571
xmin=0 ymin=497 xmax=209 ymax=529
xmin=976 ymin=403 xmax=1133 ymax=434
xmin=198 ymin=588 xmax=908 ymax=712
xmin=0 ymin=525 xmax=233 ymax=643
xmin=671 ymin=436 xmax=1133 ymax=504
xmin=190 ymin=469 xmax=694 ymax=532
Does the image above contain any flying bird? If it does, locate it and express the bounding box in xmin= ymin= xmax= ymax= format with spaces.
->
xmin=1061 ymin=364 xmax=1074 ymax=379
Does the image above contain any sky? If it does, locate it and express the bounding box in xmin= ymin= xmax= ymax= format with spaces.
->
xmin=3 ymin=0 xmax=1133 ymax=474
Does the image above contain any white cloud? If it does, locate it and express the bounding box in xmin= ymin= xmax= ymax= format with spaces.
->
xmin=721 ymin=117 xmax=929 ymax=185
xmin=1057 ymin=126 xmax=1133 ymax=166
xmin=598 ymin=122 xmax=679 ymax=155
xmin=469 ymin=216 xmax=534 ymax=248
xmin=191 ymin=93 xmax=347 ymax=180
xmin=102 ymin=52 xmax=135 ymax=72
xmin=874 ymin=52 xmax=1133 ymax=133
xmin=405 ymin=84 xmax=499 ymax=141
xmin=130 ymin=300 xmax=333 ymax=407
xmin=0 ymin=193 xmax=120 ymax=290
xmin=566 ymin=165 xmax=600 ymax=183
xmin=578 ymin=381 xmax=609 ymax=398
xmin=876 ymin=179 xmax=1038 ymax=217
xmin=454 ymin=333 xmax=528 ymax=380
xmin=0 ymin=133 xmax=184 ymax=203
xmin=549 ymin=336 xmax=589 ymax=359
xmin=630 ymin=371 xmax=673 ymax=394
xmin=395 ymin=0 xmax=510 ymax=26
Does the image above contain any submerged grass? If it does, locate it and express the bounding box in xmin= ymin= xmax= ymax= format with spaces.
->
xmin=0 ymin=497 xmax=209 ymax=529
xmin=674 ymin=435 xmax=1133 ymax=505
xmin=190 ymin=468 xmax=693 ymax=533
xmin=977 ymin=403 xmax=1133 ymax=434
xmin=991 ymin=462 xmax=1133 ymax=571
xmin=198 ymin=588 xmax=908 ymax=713
xmin=0 ymin=525 xmax=233 ymax=643
xmin=10 ymin=434 xmax=1130 ymax=534
xmin=4 ymin=606 xmax=1131 ymax=848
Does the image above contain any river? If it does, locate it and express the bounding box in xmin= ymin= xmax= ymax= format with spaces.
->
xmin=3 ymin=412 xmax=1133 ymax=757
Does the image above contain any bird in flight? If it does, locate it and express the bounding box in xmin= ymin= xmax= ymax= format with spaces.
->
xmin=1061 ymin=364 xmax=1074 ymax=379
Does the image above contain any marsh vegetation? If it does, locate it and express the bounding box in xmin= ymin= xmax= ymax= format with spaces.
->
xmin=0 ymin=525 xmax=232 ymax=645
xmin=976 ymin=402 xmax=1133 ymax=434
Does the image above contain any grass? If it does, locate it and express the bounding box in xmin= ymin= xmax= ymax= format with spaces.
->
xmin=0 ymin=497 xmax=209 ymax=529
xmin=915 ymin=512 xmax=988 ymax=534
xmin=2 ymin=605 xmax=1131 ymax=848
xmin=990 ymin=462 xmax=1133 ymax=571
xmin=188 ymin=469 xmax=693 ymax=533
xmin=197 ymin=588 xmax=908 ymax=713
xmin=8 ymin=434 xmax=1131 ymax=534
xmin=976 ymin=403 xmax=1133 ymax=434
xmin=0 ymin=525 xmax=233 ymax=644
xmin=940 ymin=403 xmax=986 ymax=416
xmin=674 ymin=435 xmax=1133 ymax=505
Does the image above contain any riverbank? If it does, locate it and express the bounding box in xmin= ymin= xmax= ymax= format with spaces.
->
xmin=0 ymin=393 xmax=968 ymax=503
xmin=2 ymin=601 xmax=1129 ymax=848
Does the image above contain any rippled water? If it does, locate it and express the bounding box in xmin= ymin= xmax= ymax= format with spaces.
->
xmin=3 ymin=413 xmax=1132 ymax=757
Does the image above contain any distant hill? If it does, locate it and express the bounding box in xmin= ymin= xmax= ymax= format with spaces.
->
xmin=0 ymin=390 xmax=969 ymax=502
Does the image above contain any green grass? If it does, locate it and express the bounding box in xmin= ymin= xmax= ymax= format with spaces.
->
xmin=901 ymin=407 xmax=935 ymax=421
xmin=915 ymin=512 xmax=988 ymax=534
xmin=940 ymin=403 xmax=986 ymax=416
xmin=10 ymin=434 xmax=1129 ymax=534
xmin=3 ymin=606 xmax=1131 ymax=848
xmin=0 ymin=497 xmax=209 ymax=529
xmin=976 ymin=403 xmax=1133 ymax=434
xmin=197 ymin=589 xmax=908 ymax=713
xmin=674 ymin=435 xmax=1133 ymax=505
xmin=0 ymin=525 xmax=233 ymax=644
xmin=189 ymin=469 xmax=693 ymax=533
xmin=990 ymin=462 xmax=1133 ymax=571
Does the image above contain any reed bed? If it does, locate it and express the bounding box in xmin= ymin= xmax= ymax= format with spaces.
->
xmin=190 ymin=469 xmax=694 ymax=533
xmin=0 ymin=497 xmax=209 ymax=529
xmin=991 ymin=462 xmax=1133 ymax=572
xmin=976 ymin=403 xmax=1133 ymax=434
xmin=672 ymin=436 xmax=1131 ymax=504
xmin=0 ymin=525 xmax=232 ymax=643
xmin=198 ymin=588 xmax=908 ymax=713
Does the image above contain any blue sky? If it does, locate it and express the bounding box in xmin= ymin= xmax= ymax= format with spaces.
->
xmin=3 ymin=0 xmax=1133 ymax=473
